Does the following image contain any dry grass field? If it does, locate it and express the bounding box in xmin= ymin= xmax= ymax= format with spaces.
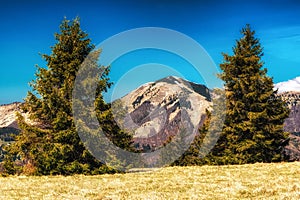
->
xmin=0 ymin=162 xmax=299 ymax=199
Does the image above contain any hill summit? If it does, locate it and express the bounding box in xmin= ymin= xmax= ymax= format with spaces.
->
xmin=113 ymin=76 xmax=212 ymax=151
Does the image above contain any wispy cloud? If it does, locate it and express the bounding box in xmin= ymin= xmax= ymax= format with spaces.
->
xmin=261 ymin=26 xmax=300 ymax=62
xmin=277 ymin=33 xmax=300 ymax=40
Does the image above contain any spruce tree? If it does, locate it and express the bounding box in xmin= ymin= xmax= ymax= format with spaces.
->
xmin=218 ymin=24 xmax=290 ymax=164
xmin=3 ymin=17 xmax=133 ymax=175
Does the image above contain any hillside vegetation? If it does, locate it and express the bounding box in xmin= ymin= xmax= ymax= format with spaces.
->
xmin=0 ymin=162 xmax=299 ymax=199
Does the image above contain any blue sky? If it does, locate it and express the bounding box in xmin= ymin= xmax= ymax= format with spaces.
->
xmin=1 ymin=0 xmax=300 ymax=104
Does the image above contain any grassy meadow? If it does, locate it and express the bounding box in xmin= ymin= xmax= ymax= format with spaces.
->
xmin=0 ymin=162 xmax=299 ymax=199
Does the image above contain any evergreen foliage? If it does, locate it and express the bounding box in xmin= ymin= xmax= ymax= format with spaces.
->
xmin=173 ymin=25 xmax=290 ymax=166
xmin=217 ymin=24 xmax=290 ymax=164
xmin=2 ymin=17 xmax=133 ymax=175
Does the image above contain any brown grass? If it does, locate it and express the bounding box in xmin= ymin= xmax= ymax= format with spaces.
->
xmin=0 ymin=162 xmax=299 ymax=199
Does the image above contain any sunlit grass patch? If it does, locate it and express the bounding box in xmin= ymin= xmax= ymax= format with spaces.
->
xmin=0 ymin=162 xmax=299 ymax=199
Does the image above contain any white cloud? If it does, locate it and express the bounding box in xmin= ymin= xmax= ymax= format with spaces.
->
xmin=274 ymin=76 xmax=300 ymax=93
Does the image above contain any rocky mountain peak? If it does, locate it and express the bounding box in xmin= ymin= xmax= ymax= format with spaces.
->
xmin=112 ymin=76 xmax=212 ymax=151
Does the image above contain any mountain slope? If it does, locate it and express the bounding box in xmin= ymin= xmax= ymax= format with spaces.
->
xmin=0 ymin=102 xmax=21 ymax=129
xmin=0 ymin=102 xmax=33 ymax=140
xmin=277 ymin=91 xmax=300 ymax=161
xmin=0 ymin=102 xmax=23 ymax=142
xmin=275 ymin=78 xmax=300 ymax=161
xmin=113 ymin=76 xmax=212 ymax=151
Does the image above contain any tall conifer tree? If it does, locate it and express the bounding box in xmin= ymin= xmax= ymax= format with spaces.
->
xmin=3 ymin=17 xmax=133 ymax=175
xmin=218 ymin=24 xmax=290 ymax=164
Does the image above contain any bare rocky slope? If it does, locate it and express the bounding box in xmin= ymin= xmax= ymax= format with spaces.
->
xmin=0 ymin=102 xmax=23 ymax=141
xmin=113 ymin=76 xmax=212 ymax=151
xmin=0 ymin=102 xmax=22 ymax=129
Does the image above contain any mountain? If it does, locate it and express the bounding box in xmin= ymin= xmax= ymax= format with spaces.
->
xmin=0 ymin=102 xmax=22 ymax=162
xmin=275 ymin=78 xmax=300 ymax=161
xmin=0 ymin=102 xmax=33 ymax=141
xmin=113 ymin=76 xmax=212 ymax=151
xmin=276 ymin=91 xmax=300 ymax=161
xmin=1 ymin=76 xmax=300 ymax=161
xmin=0 ymin=102 xmax=21 ymax=129
xmin=278 ymin=92 xmax=300 ymax=133
xmin=113 ymin=76 xmax=300 ymax=159
xmin=0 ymin=102 xmax=23 ymax=141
